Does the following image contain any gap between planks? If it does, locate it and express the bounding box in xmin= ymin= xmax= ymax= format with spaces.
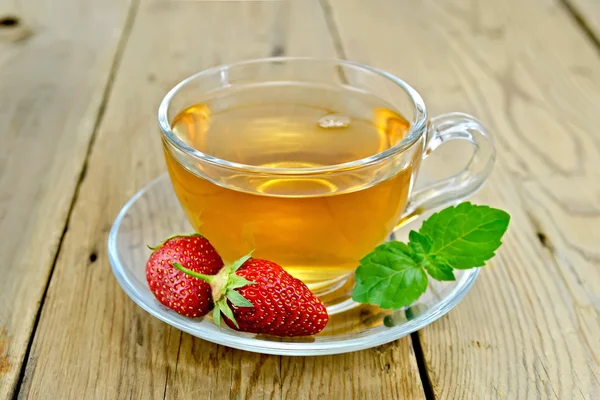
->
xmin=318 ymin=0 xmax=435 ymax=397
xmin=11 ymin=1 xmax=465 ymax=397
xmin=318 ymin=0 xmax=348 ymax=60
xmin=559 ymin=0 xmax=600 ymax=53
xmin=411 ymin=332 xmax=436 ymax=400
xmin=10 ymin=0 xmax=142 ymax=397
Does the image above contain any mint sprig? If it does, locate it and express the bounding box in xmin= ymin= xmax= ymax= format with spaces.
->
xmin=352 ymin=202 xmax=510 ymax=309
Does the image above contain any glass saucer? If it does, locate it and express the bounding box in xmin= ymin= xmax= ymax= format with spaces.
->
xmin=108 ymin=174 xmax=479 ymax=356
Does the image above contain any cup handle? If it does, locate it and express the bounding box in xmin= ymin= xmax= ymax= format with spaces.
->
xmin=400 ymin=112 xmax=496 ymax=223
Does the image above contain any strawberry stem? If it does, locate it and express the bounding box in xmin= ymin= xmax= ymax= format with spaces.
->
xmin=174 ymin=253 xmax=256 ymax=330
xmin=172 ymin=262 xmax=215 ymax=285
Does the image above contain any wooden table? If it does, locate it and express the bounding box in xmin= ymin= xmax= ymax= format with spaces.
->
xmin=1 ymin=0 xmax=599 ymax=398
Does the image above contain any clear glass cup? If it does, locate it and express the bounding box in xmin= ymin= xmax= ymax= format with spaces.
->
xmin=158 ymin=57 xmax=494 ymax=303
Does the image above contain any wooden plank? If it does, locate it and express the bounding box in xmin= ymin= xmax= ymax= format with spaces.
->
xmin=417 ymin=174 xmax=600 ymax=399
xmin=280 ymin=341 xmax=424 ymax=399
xmin=325 ymin=0 xmax=600 ymax=398
xmin=16 ymin=0 xmax=425 ymax=398
xmin=521 ymin=176 xmax=600 ymax=379
xmin=0 ymin=0 xmax=134 ymax=397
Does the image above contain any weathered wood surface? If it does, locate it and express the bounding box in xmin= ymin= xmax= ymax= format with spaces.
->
xmin=2 ymin=0 xmax=600 ymax=398
xmin=325 ymin=0 xmax=600 ymax=398
xmin=14 ymin=1 xmax=424 ymax=399
xmin=0 ymin=0 xmax=133 ymax=397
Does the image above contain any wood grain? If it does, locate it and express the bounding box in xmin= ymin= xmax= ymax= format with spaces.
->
xmin=0 ymin=0 xmax=134 ymax=397
xmin=280 ymin=340 xmax=424 ymax=400
xmin=522 ymin=176 xmax=600 ymax=372
xmin=325 ymin=0 xmax=600 ymax=398
xmin=16 ymin=0 xmax=425 ymax=399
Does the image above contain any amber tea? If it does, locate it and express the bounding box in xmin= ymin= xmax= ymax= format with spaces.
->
xmin=164 ymin=84 xmax=420 ymax=288
xmin=160 ymin=58 xmax=497 ymax=298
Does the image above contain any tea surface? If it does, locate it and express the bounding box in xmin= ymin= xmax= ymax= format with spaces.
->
xmin=165 ymin=85 xmax=416 ymax=287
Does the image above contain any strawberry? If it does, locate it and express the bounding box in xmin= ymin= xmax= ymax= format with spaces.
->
xmin=146 ymin=234 xmax=223 ymax=317
xmin=173 ymin=255 xmax=329 ymax=336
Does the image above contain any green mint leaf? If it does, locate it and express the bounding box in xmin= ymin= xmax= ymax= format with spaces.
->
xmin=422 ymin=255 xmax=455 ymax=281
xmin=361 ymin=241 xmax=411 ymax=263
xmin=419 ymin=202 xmax=510 ymax=269
xmin=352 ymin=242 xmax=428 ymax=309
xmin=408 ymin=231 xmax=432 ymax=260
xmin=406 ymin=231 xmax=455 ymax=281
xmin=226 ymin=289 xmax=253 ymax=307
xmin=352 ymin=202 xmax=510 ymax=309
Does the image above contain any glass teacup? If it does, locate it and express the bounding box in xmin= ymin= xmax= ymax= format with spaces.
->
xmin=158 ymin=58 xmax=494 ymax=298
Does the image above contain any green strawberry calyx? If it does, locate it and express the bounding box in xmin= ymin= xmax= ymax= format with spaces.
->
xmin=172 ymin=252 xmax=255 ymax=328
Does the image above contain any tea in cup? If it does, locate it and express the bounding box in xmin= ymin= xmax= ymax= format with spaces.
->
xmin=159 ymin=58 xmax=494 ymax=296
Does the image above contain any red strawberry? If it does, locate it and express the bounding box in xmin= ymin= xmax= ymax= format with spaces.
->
xmin=174 ymin=255 xmax=329 ymax=336
xmin=146 ymin=234 xmax=223 ymax=317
